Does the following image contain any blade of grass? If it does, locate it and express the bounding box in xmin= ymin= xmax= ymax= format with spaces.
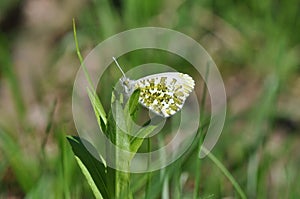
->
xmin=41 ymin=98 xmax=57 ymax=161
xmin=67 ymin=136 xmax=114 ymax=199
xmin=246 ymin=75 xmax=279 ymax=198
xmin=75 ymin=156 xmax=104 ymax=199
xmin=72 ymin=19 xmax=107 ymax=125
xmin=0 ymin=34 xmax=26 ymax=120
xmin=201 ymin=146 xmax=247 ymax=199
xmin=58 ymin=128 xmax=75 ymax=199
xmin=194 ymin=62 xmax=210 ymax=199
xmin=173 ymin=160 xmax=183 ymax=199
xmin=130 ymin=119 xmax=211 ymax=198
xmin=87 ymin=88 xmax=107 ymax=132
xmin=247 ymin=152 xmax=259 ymax=199
xmin=159 ymin=133 xmax=169 ymax=199
xmin=113 ymin=91 xmax=142 ymax=199
xmin=0 ymin=128 xmax=36 ymax=192
xmin=144 ymin=138 xmax=152 ymax=199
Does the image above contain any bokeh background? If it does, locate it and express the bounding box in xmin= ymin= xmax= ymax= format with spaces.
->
xmin=1 ymin=0 xmax=300 ymax=198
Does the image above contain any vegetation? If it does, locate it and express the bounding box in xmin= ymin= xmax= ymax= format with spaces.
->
xmin=1 ymin=0 xmax=300 ymax=198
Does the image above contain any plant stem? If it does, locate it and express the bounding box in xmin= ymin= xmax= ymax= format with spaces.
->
xmin=116 ymin=170 xmax=132 ymax=199
xmin=145 ymin=138 xmax=152 ymax=199
xmin=193 ymin=63 xmax=209 ymax=199
xmin=202 ymin=147 xmax=247 ymax=199
xmin=115 ymin=127 xmax=133 ymax=199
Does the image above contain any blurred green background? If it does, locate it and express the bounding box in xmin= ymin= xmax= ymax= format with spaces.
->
xmin=1 ymin=0 xmax=300 ymax=198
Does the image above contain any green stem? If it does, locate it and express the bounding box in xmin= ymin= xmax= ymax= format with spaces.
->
xmin=193 ymin=63 xmax=209 ymax=199
xmin=116 ymin=170 xmax=132 ymax=199
xmin=145 ymin=138 xmax=152 ymax=199
xmin=202 ymin=147 xmax=247 ymax=199
xmin=115 ymin=127 xmax=132 ymax=199
xmin=193 ymin=133 xmax=204 ymax=199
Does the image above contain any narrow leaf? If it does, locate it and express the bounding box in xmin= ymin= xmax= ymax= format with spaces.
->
xmin=124 ymin=89 xmax=140 ymax=133
xmin=67 ymin=136 xmax=115 ymax=199
xmin=87 ymin=88 xmax=107 ymax=131
xmin=75 ymin=156 xmax=103 ymax=199
xmin=130 ymin=125 xmax=158 ymax=154
xmin=0 ymin=128 xmax=35 ymax=192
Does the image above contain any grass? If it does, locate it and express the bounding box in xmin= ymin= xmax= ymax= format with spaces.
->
xmin=1 ymin=0 xmax=300 ymax=198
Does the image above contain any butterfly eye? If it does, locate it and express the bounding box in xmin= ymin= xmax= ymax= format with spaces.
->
xmin=119 ymin=77 xmax=128 ymax=86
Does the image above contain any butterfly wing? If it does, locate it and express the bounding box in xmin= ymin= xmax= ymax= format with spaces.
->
xmin=135 ymin=72 xmax=195 ymax=117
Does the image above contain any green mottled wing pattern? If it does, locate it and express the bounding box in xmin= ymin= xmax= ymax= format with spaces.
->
xmin=134 ymin=72 xmax=195 ymax=118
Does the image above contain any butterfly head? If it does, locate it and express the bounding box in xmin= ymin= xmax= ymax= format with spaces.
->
xmin=120 ymin=76 xmax=136 ymax=95
xmin=112 ymin=57 xmax=137 ymax=95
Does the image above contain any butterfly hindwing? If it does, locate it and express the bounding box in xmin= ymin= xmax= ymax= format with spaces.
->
xmin=134 ymin=72 xmax=195 ymax=117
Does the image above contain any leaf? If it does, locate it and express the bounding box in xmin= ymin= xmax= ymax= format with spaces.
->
xmin=67 ymin=136 xmax=115 ymax=199
xmin=87 ymin=88 xmax=107 ymax=132
xmin=73 ymin=20 xmax=107 ymax=131
xmin=105 ymin=110 xmax=116 ymax=143
xmin=123 ymin=89 xmax=159 ymax=156
xmin=0 ymin=35 xmax=25 ymax=117
xmin=0 ymin=128 xmax=36 ymax=192
xmin=123 ymin=89 xmax=140 ymax=132
xmin=130 ymin=125 xmax=158 ymax=155
xmin=110 ymin=90 xmax=141 ymax=199
xmin=128 ymin=89 xmax=141 ymax=118
xmin=75 ymin=157 xmax=103 ymax=199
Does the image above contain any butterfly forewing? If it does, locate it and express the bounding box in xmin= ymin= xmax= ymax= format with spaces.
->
xmin=134 ymin=72 xmax=195 ymax=117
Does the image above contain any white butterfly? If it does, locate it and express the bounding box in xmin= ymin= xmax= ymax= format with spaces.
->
xmin=113 ymin=57 xmax=195 ymax=118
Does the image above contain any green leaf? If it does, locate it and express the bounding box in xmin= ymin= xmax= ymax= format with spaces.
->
xmin=75 ymin=157 xmax=103 ymax=199
xmin=128 ymin=89 xmax=141 ymax=118
xmin=73 ymin=19 xmax=107 ymax=131
xmin=67 ymin=136 xmax=115 ymax=199
xmin=0 ymin=128 xmax=36 ymax=192
xmin=106 ymin=110 xmax=117 ymax=144
xmin=123 ymin=89 xmax=140 ymax=133
xmin=87 ymin=88 xmax=107 ymax=132
xmin=130 ymin=125 xmax=158 ymax=155
xmin=123 ymin=89 xmax=159 ymax=156
xmin=0 ymin=34 xmax=25 ymax=118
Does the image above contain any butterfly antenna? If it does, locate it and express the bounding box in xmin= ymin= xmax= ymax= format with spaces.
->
xmin=112 ymin=57 xmax=126 ymax=78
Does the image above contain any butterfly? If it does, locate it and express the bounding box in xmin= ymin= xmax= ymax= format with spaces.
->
xmin=113 ymin=57 xmax=195 ymax=118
